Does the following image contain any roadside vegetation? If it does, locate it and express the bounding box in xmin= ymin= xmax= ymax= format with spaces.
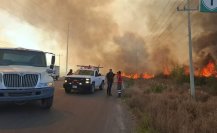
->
xmin=123 ymin=69 xmax=217 ymax=133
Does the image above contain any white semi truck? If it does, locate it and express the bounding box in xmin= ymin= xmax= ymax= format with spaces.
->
xmin=63 ymin=65 xmax=105 ymax=94
xmin=0 ymin=48 xmax=55 ymax=109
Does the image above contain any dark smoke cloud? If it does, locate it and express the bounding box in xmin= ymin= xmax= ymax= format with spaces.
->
xmin=0 ymin=0 xmax=151 ymax=73
xmin=192 ymin=11 xmax=217 ymax=67
xmin=0 ymin=0 xmax=119 ymax=73
xmin=193 ymin=31 xmax=217 ymax=67
xmin=0 ymin=0 xmax=217 ymax=74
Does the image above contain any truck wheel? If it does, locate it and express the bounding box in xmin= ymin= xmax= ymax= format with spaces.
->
xmin=40 ymin=96 xmax=53 ymax=109
xmin=65 ymin=88 xmax=71 ymax=94
xmin=90 ymin=83 xmax=95 ymax=94
xmin=99 ymin=81 xmax=104 ymax=90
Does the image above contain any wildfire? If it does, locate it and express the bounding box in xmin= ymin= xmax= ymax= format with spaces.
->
xmin=142 ymin=73 xmax=155 ymax=79
xmin=184 ymin=66 xmax=190 ymax=75
xmin=132 ymin=73 xmax=140 ymax=79
xmin=122 ymin=72 xmax=154 ymax=79
xmin=201 ymin=61 xmax=216 ymax=77
xmin=122 ymin=60 xmax=217 ymax=80
xmin=163 ymin=66 xmax=171 ymax=76
xmin=122 ymin=72 xmax=132 ymax=79
xmin=184 ymin=61 xmax=216 ymax=77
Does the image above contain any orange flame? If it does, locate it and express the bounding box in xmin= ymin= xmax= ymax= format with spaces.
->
xmin=184 ymin=66 xmax=190 ymax=75
xmin=142 ymin=73 xmax=155 ymax=79
xmin=122 ymin=72 xmax=154 ymax=79
xmin=163 ymin=66 xmax=171 ymax=76
xmin=201 ymin=61 xmax=216 ymax=77
xmin=132 ymin=73 xmax=140 ymax=79
xmin=122 ymin=61 xmax=216 ymax=80
xmin=122 ymin=72 xmax=132 ymax=79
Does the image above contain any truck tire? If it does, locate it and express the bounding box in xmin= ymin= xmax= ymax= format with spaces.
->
xmin=56 ymin=76 xmax=59 ymax=80
xmin=90 ymin=83 xmax=95 ymax=94
xmin=65 ymin=88 xmax=71 ymax=94
xmin=99 ymin=81 xmax=104 ymax=90
xmin=40 ymin=96 xmax=53 ymax=109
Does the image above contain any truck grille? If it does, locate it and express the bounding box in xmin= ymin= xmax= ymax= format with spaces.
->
xmin=3 ymin=74 xmax=39 ymax=88
xmin=66 ymin=78 xmax=86 ymax=84
xmin=8 ymin=92 xmax=33 ymax=97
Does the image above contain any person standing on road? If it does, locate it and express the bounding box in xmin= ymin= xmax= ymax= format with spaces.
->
xmin=106 ymin=69 xmax=115 ymax=96
xmin=117 ymin=71 xmax=123 ymax=98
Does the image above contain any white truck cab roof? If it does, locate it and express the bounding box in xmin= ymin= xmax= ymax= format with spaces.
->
xmin=0 ymin=47 xmax=55 ymax=55
xmin=0 ymin=47 xmax=43 ymax=52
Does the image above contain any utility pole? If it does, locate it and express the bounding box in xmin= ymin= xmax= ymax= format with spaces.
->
xmin=177 ymin=0 xmax=198 ymax=99
xmin=66 ymin=23 xmax=70 ymax=74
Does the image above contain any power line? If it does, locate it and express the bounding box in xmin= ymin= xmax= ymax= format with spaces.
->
xmin=157 ymin=0 xmax=184 ymax=33
xmin=153 ymin=0 xmax=186 ymax=43
xmin=146 ymin=0 xmax=173 ymax=35
xmin=145 ymin=0 xmax=184 ymax=43
xmin=159 ymin=0 xmax=198 ymax=43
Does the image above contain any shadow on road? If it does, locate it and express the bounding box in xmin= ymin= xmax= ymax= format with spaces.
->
xmin=0 ymin=102 xmax=65 ymax=130
xmin=65 ymin=89 xmax=105 ymax=97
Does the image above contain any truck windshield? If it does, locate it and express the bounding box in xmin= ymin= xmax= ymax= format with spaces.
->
xmin=0 ymin=49 xmax=47 ymax=67
xmin=74 ymin=70 xmax=94 ymax=76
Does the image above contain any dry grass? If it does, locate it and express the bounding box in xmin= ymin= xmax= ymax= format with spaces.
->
xmin=124 ymin=78 xmax=217 ymax=133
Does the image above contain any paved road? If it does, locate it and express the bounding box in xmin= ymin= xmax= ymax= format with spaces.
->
xmin=0 ymin=80 xmax=133 ymax=133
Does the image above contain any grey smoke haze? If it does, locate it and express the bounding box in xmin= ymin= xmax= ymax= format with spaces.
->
xmin=0 ymin=0 xmax=216 ymax=74
xmin=113 ymin=32 xmax=149 ymax=72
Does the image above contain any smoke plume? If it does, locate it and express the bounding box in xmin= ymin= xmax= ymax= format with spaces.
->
xmin=0 ymin=0 xmax=216 ymax=74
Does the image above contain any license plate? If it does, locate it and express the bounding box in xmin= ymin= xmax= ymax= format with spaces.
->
xmin=72 ymin=85 xmax=77 ymax=89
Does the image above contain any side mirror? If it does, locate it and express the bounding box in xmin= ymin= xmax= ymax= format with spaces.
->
xmin=50 ymin=64 xmax=54 ymax=69
xmin=46 ymin=68 xmax=53 ymax=74
xmin=51 ymin=55 xmax=55 ymax=66
xmin=50 ymin=55 xmax=55 ymax=69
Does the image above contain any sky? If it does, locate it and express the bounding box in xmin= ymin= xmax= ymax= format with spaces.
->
xmin=0 ymin=0 xmax=216 ymax=75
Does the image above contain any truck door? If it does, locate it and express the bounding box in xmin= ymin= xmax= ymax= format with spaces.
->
xmin=95 ymin=71 xmax=101 ymax=87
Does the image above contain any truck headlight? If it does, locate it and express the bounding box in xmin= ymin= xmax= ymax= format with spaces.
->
xmin=85 ymin=78 xmax=90 ymax=84
xmin=38 ymin=82 xmax=54 ymax=88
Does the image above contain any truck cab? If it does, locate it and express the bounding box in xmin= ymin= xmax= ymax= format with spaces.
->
xmin=63 ymin=65 xmax=105 ymax=94
xmin=0 ymin=48 xmax=55 ymax=109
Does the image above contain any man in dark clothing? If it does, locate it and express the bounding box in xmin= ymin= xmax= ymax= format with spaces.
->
xmin=106 ymin=69 xmax=115 ymax=96
xmin=67 ymin=69 xmax=73 ymax=75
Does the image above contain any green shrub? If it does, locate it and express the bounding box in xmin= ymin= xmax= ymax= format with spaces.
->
xmin=205 ymin=77 xmax=217 ymax=95
xmin=124 ymin=78 xmax=135 ymax=88
xmin=148 ymin=84 xmax=167 ymax=93
xmin=171 ymin=66 xmax=189 ymax=84
xmin=137 ymin=113 xmax=157 ymax=133
xmin=194 ymin=77 xmax=206 ymax=86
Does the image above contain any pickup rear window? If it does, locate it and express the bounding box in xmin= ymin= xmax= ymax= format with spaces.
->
xmin=74 ymin=70 xmax=94 ymax=76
